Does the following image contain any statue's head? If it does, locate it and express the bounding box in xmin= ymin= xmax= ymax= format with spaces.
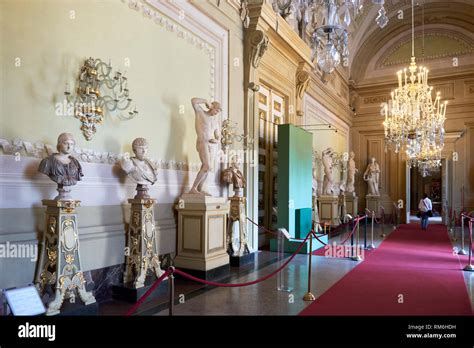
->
xmin=208 ymin=101 xmax=222 ymax=116
xmin=350 ymin=151 xmax=355 ymax=158
xmin=230 ymin=154 xmax=241 ymax=168
xmin=370 ymin=157 xmax=376 ymax=163
xmin=56 ymin=133 xmax=75 ymax=155
xmin=132 ymin=137 xmax=148 ymax=161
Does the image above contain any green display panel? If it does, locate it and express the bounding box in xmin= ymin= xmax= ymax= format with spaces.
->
xmin=276 ymin=124 xmax=313 ymax=238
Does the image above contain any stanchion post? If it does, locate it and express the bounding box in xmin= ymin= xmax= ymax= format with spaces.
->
xmin=352 ymin=217 xmax=363 ymax=261
xmin=364 ymin=214 xmax=368 ymax=250
xmin=463 ymin=218 xmax=473 ymax=272
xmin=381 ymin=206 xmax=386 ymax=237
xmin=350 ymin=217 xmax=355 ymax=258
xmin=303 ymin=232 xmax=315 ymax=301
xmin=169 ymin=268 xmax=175 ymax=316
xmin=369 ymin=210 xmax=375 ymax=249
xmin=459 ymin=214 xmax=467 ymax=255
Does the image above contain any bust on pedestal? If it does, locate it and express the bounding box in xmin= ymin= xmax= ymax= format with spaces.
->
xmin=174 ymin=98 xmax=230 ymax=279
xmin=120 ymin=138 xmax=164 ymax=289
xmin=35 ymin=133 xmax=96 ymax=315
xmin=222 ymin=155 xmax=254 ymax=266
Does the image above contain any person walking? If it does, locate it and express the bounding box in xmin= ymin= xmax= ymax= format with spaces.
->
xmin=418 ymin=193 xmax=433 ymax=230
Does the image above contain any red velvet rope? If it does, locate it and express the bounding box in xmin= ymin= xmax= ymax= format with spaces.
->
xmin=247 ymin=217 xmax=280 ymax=237
xmin=173 ymin=230 xmax=312 ymax=288
xmin=125 ymin=269 xmax=171 ymax=316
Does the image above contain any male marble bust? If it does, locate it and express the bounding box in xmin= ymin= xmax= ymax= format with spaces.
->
xmin=38 ymin=132 xmax=83 ymax=200
xmin=120 ymin=137 xmax=158 ymax=198
xmin=222 ymin=155 xmax=246 ymax=197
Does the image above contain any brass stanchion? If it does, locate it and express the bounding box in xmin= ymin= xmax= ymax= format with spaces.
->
xmin=463 ymin=218 xmax=473 ymax=272
xmin=303 ymin=231 xmax=315 ymax=301
xmin=352 ymin=217 xmax=363 ymax=261
xmin=169 ymin=268 xmax=175 ymax=316
xmin=368 ymin=210 xmax=376 ymax=249
xmin=459 ymin=214 xmax=467 ymax=255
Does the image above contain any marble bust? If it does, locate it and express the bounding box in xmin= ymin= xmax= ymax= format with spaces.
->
xmin=120 ymin=137 xmax=158 ymax=199
xmin=222 ymin=155 xmax=246 ymax=197
xmin=188 ymin=97 xmax=221 ymax=196
xmin=38 ymin=132 xmax=83 ymax=200
xmin=363 ymin=157 xmax=380 ymax=196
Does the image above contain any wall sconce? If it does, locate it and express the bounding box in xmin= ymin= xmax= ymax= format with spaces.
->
xmin=65 ymin=57 xmax=138 ymax=141
xmin=221 ymin=119 xmax=254 ymax=152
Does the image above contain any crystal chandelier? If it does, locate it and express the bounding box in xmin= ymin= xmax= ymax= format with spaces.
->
xmin=383 ymin=0 xmax=447 ymax=168
xmin=271 ymin=0 xmax=389 ymax=74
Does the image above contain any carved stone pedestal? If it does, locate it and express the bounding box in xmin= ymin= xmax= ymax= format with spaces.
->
xmin=345 ymin=193 xmax=359 ymax=217
xmin=175 ymin=195 xmax=230 ymax=276
xmin=366 ymin=195 xmax=382 ymax=218
xmin=318 ymin=195 xmax=340 ymax=226
xmin=35 ymin=200 xmax=96 ymax=316
xmin=123 ymin=198 xmax=164 ymax=289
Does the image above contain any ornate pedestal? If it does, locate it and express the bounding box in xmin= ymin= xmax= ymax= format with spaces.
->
xmin=228 ymin=196 xmax=254 ymax=266
xmin=318 ymin=195 xmax=340 ymax=226
xmin=366 ymin=195 xmax=381 ymax=217
xmin=175 ymin=195 xmax=230 ymax=278
xmin=35 ymin=200 xmax=96 ymax=316
xmin=345 ymin=193 xmax=359 ymax=217
xmin=123 ymin=198 xmax=164 ymax=289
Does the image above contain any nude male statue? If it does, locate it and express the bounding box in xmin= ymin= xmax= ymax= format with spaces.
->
xmin=188 ymin=97 xmax=221 ymax=196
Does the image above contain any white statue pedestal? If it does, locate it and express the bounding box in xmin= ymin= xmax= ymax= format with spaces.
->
xmin=175 ymin=194 xmax=230 ymax=280
xmin=318 ymin=195 xmax=340 ymax=227
xmin=345 ymin=192 xmax=359 ymax=217
xmin=366 ymin=195 xmax=381 ymax=217
xmin=35 ymin=200 xmax=96 ymax=316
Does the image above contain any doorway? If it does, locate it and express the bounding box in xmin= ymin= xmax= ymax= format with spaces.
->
xmin=408 ymin=159 xmax=446 ymax=224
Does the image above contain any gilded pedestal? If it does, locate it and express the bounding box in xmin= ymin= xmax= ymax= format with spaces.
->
xmin=175 ymin=195 xmax=230 ymax=273
xmin=228 ymin=196 xmax=253 ymax=258
xmin=35 ymin=200 xmax=96 ymax=316
xmin=123 ymin=198 xmax=164 ymax=289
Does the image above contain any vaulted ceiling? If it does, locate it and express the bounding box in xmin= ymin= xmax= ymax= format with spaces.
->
xmin=348 ymin=0 xmax=474 ymax=86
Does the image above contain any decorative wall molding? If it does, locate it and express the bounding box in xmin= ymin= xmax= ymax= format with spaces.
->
xmin=363 ymin=95 xmax=388 ymax=104
xmin=296 ymin=69 xmax=310 ymax=117
xmin=124 ymin=0 xmax=229 ymax=117
xmin=0 ymin=138 xmax=201 ymax=172
xmin=248 ymin=30 xmax=269 ymax=69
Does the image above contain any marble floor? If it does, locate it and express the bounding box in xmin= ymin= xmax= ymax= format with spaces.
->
xmin=99 ymin=222 xmax=474 ymax=316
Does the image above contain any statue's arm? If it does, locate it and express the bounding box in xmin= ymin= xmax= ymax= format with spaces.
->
xmin=191 ymin=97 xmax=209 ymax=110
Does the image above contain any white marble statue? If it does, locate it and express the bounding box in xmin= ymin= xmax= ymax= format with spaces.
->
xmin=120 ymin=137 xmax=159 ymax=199
xmin=322 ymin=147 xmax=335 ymax=195
xmin=346 ymin=151 xmax=358 ymax=193
xmin=38 ymin=132 xmax=83 ymax=200
xmin=188 ymin=97 xmax=221 ymax=196
xmin=363 ymin=157 xmax=380 ymax=196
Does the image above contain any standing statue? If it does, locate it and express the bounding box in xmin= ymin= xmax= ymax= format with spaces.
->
xmin=346 ymin=151 xmax=358 ymax=193
xmin=322 ymin=147 xmax=335 ymax=195
xmin=120 ymin=137 xmax=159 ymax=199
xmin=363 ymin=157 xmax=381 ymax=196
xmin=222 ymin=155 xmax=251 ymax=257
xmin=38 ymin=132 xmax=83 ymax=200
xmin=188 ymin=97 xmax=221 ymax=196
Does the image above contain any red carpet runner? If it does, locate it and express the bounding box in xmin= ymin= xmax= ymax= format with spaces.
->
xmin=300 ymin=224 xmax=473 ymax=315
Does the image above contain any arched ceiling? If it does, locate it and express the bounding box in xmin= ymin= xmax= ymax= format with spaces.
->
xmin=348 ymin=0 xmax=474 ymax=86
